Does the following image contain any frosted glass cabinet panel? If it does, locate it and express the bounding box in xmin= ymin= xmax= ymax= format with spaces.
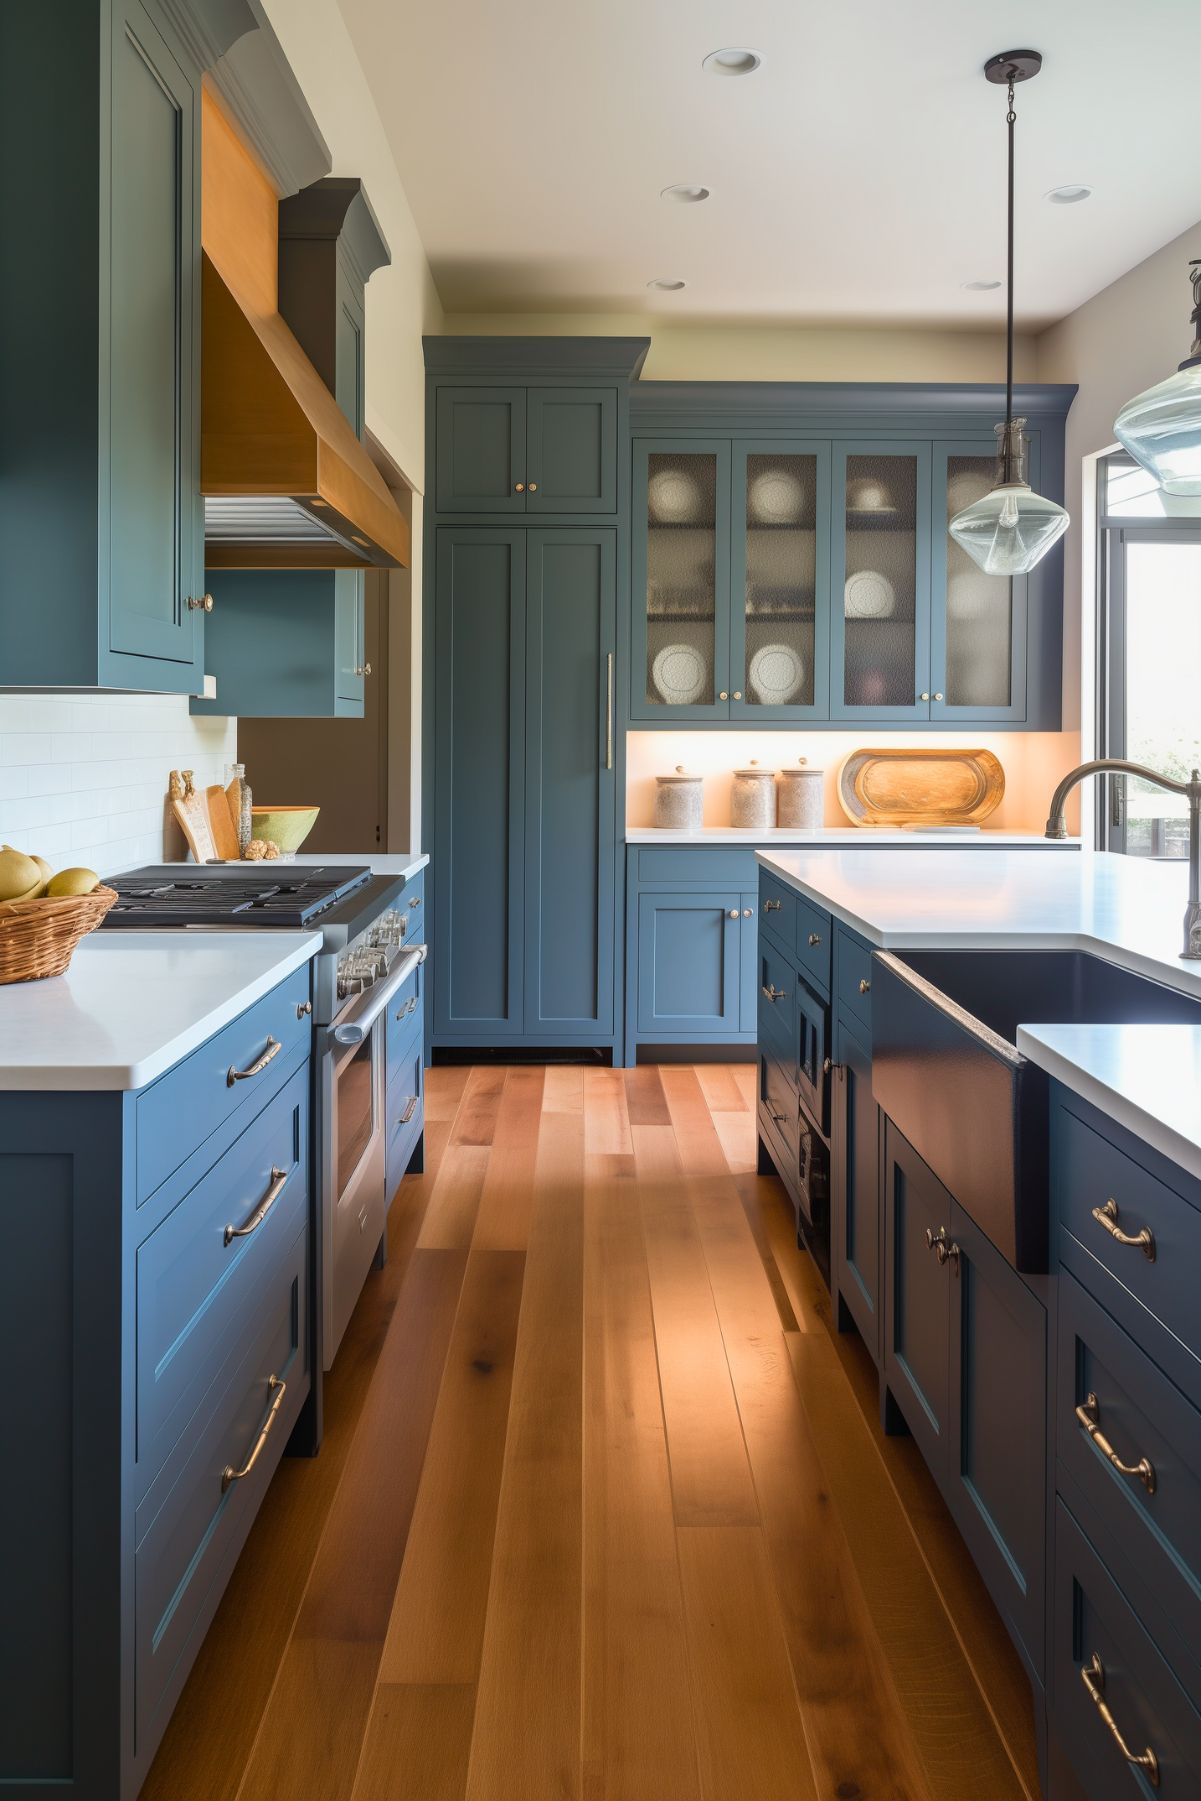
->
xmin=831 ymin=444 xmax=931 ymax=720
xmin=931 ymin=440 xmax=1028 ymax=722
xmin=731 ymin=444 xmax=830 ymax=718
xmin=635 ymin=441 xmax=730 ymax=716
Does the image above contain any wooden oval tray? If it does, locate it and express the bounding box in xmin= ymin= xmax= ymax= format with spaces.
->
xmin=837 ymin=747 xmax=1005 ymax=827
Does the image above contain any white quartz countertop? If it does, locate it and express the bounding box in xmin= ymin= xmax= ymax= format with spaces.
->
xmin=1018 ymin=1023 xmax=1201 ymax=1185
xmin=627 ymin=827 xmax=1078 ymax=847
xmin=105 ymin=849 xmax=429 ymax=881
xmin=0 ymin=931 xmax=321 ymax=1092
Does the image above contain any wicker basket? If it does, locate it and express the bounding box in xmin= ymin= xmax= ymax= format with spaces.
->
xmin=0 ymin=884 xmax=118 ymax=983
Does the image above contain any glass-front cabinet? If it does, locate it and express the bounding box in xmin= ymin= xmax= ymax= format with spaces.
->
xmin=930 ymin=438 xmax=1029 ymax=723
xmin=731 ymin=442 xmax=830 ymax=720
xmin=830 ymin=442 xmax=930 ymax=722
xmin=636 ymin=440 xmax=730 ymax=719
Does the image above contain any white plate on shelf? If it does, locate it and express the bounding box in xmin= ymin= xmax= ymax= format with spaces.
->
xmin=652 ymin=642 xmax=708 ymax=705
xmin=844 ymin=569 xmax=896 ymax=618
xmin=748 ymin=643 xmax=806 ymax=705
xmin=748 ymin=468 xmax=805 ymax=525
xmin=648 ymin=467 xmax=702 ymax=524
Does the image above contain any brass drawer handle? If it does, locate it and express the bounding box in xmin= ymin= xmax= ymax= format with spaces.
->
xmin=224 ymin=1165 xmax=289 ymax=1247
xmin=761 ymin=984 xmax=788 ymax=1002
xmin=400 ymin=1096 xmax=418 ymax=1126
xmin=763 ymin=898 xmax=782 ymax=912
xmin=1091 ymin=1196 xmax=1155 ymax=1261
xmin=858 ymin=978 xmax=871 ymax=994
xmin=1080 ymin=1655 xmax=1160 ymax=1787
xmin=808 ymin=931 xmax=822 ymax=947
xmin=1075 ymin=1393 xmax=1157 ymax=1493
xmin=227 ymin=1035 xmax=281 ymax=1088
xmin=221 ymin=1375 xmax=287 ymax=1493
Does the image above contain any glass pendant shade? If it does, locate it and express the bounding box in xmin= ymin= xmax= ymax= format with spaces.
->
xmin=948 ymin=418 xmax=1069 ymax=575
xmin=1114 ymin=361 xmax=1201 ymax=496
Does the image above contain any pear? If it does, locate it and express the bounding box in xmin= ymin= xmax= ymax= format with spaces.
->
xmin=46 ymin=867 xmax=100 ymax=898
xmin=0 ymin=847 xmax=42 ymax=901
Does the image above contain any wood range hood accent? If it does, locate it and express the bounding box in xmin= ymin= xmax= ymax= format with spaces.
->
xmin=201 ymin=88 xmax=410 ymax=570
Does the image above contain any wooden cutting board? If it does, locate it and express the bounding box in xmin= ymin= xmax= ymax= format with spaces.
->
xmin=171 ymin=790 xmax=218 ymax=863
xmin=206 ymin=785 xmax=240 ymax=860
xmin=837 ymin=748 xmax=1005 ymax=827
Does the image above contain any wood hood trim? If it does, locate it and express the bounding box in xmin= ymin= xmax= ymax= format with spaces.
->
xmin=200 ymin=87 xmax=409 ymax=570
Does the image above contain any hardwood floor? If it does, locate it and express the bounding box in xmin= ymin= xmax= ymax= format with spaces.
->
xmin=144 ymin=1062 xmax=1042 ymax=1801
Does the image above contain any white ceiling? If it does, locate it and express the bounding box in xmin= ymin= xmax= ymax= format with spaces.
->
xmin=338 ymin=0 xmax=1201 ymax=330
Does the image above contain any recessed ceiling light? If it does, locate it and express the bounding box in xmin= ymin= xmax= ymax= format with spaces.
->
xmin=1046 ymin=184 xmax=1092 ymax=204
xmin=647 ymin=278 xmax=687 ymax=291
xmin=962 ymin=279 xmax=1002 ymax=291
xmin=661 ymin=184 xmax=710 ymax=204
xmin=702 ymin=47 xmax=762 ymax=77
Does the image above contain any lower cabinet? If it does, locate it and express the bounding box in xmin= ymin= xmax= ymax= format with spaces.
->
xmin=635 ymin=890 xmax=750 ymax=1037
xmin=832 ymin=1011 xmax=881 ymax=1363
xmin=883 ymin=1120 xmax=1047 ymax=1680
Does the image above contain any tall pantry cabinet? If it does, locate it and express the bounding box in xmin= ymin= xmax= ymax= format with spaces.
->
xmin=424 ymin=339 xmax=648 ymax=1055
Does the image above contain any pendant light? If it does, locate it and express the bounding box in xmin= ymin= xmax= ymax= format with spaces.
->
xmin=948 ymin=51 xmax=1070 ymax=576
xmin=1114 ymin=262 xmax=1201 ymax=494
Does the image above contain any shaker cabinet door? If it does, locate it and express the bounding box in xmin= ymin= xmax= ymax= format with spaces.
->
xmin=107 ymin=0 xmax=202 ymax=670
xmin=435 ymin=387 xmax=528 ymax=513
xmin=636 ymin=893 xmax=743 ymax=1035
xmin=523 ymin=530 xmax=616 ymax=1035
xmin=883 ymin=1122 xmax=952 ymax=1480
xmin=526 ymin=388 xmax=617 ymax=513
xmin=833 ymin=1016 xmax=881 ymax=1364
xmin=433 ymin=530 xmax=527 ymax=1036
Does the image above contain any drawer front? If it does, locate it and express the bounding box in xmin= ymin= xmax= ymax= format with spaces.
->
xmin=794 ymin=892 xmax=832 ymax=996
xmin=835 ymin=927 xmax=874 ymax=1031
xmin=1053 ymin=1499 xmax=1201 ymax=1800
xmin=400 ymin=869 xmax=426 ymax=945
xmin=759 ymin=1042 xmax=800 ymax=1180
xmin=757 ymin=937 xmax=798 ymax=1066
xmin=386 ymin=1024 xmax=425 ymax=1202
xmin=136 ymin=1062 xmax=309 ymax=1488
xmin=1056 ymin=1103 xmax=1201 ymax=1374
xmin=637 ymin=846 xmax=760 ymax=886
xmin=758 ymin=869 xmax=797 ymax=952
xmin=136 ymin=963 xmax=312 ymax=1203
xmin=135 ymin=1225 xmax=308 ymax=1747
xmin=1057 ymin=1269 xmax=1201 ymax=1690
xmin=384 ymin=952 xmax=425 ymax=1067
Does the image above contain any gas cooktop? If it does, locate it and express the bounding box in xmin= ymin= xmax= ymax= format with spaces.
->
xmin=100 ymin=865 xmax=373 ymax=929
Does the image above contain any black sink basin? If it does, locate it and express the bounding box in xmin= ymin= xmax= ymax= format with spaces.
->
xmin=871 ymin=950 xmax=1201 ymax=1272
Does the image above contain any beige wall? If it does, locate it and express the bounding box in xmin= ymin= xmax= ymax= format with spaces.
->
xmin=1036 ymin=219 xmax=1201 ymax=743
xmin=442 ymin=311 xmax=1036 ymax=385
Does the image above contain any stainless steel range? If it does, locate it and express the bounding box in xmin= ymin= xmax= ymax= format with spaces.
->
xmin=101 ymin=864 xmax=427 ymax=1384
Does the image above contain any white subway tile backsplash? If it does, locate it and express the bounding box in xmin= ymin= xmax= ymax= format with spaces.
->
xmin=0 ymin=695 xmax=236 ymax=871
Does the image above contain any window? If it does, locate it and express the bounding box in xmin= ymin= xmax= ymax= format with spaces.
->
xmin=1098 ymin=454 xmax=1201 ymax=857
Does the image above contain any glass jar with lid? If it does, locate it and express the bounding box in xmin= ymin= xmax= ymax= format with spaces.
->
xmin=777 ymin=757 xmax=824 ymax=829
xmin=654 ymin=765 xmax=704 ymax=832
xmin=730 ymin=760 xmax=776 ymax=830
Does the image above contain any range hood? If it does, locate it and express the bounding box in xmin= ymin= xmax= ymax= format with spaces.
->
xmin=200 ymin=93 xmax=409 ymax=571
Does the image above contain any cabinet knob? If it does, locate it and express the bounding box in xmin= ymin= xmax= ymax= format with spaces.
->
xmin=354 ymin=663 xmax=372 ymax=677
xmin=742 ymin=908 xmax=752 ymax=918
xmin=733 ymin=690 xmax=742 ymax=700
xmin=295 ymin=1000 xmax=312 ymax=1018
xmin=728 ymin=908 xmax=740 ymax=919
xmin=719 ymin=690 xmax=729 ymax=701
xmin=858 ymin=978 xmax=871 ymax=995
xmin=808 ymin=931 xmax=821 ymax=947
xmin=187 ymin=593 xmax=214 ymax=613
xmin=920 ymin=691 xmax=930 ymax=702
xmin=934 ymin=691 xmax=944 ymax=702
xmin=515 ymin=482 xmax=525 ymax=493
xmin=528 ymin=481 xmax=538 ymax=492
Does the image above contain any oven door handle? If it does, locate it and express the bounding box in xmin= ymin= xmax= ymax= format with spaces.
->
xmin=331 ymin=944 xmax=426 ymax=1040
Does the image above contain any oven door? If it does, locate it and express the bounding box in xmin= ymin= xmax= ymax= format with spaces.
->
xmin=795 ymin=973 xmax=831 ymax=1136
xmin=319 ymin=948 xmax=424 ymax=1368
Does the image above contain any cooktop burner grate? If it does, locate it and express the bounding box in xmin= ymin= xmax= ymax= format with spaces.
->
xmin=100 ymin=865 xmax=373 ymax=929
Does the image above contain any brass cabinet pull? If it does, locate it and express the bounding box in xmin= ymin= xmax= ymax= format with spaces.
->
xmin=763 ymin=899 xmax=782 ymax=912
xmin=515 ymin=482 xmax=525 ymax=492
xmin=224 ymin=1165 xmax=289 ymax=1247
xmin=296 ymin=999 xmax=312 ymax=1018
xmin=761 ymin=984 xmax=788 ymax=1002
xmin=733 ymin=690 xmax=742 ymax=700
xmin=1091 ymin=1196 xmax=1156 ymax=1261
xmin=808 ymin=931 xmax=822 ymax=946
xmin=858 ymin=977 xmax=871 ymax=994
xmin=395 ymin=995 xmax=419 ymax=1022
xmin=354 ymin=662 xmax=372 ymax=677
xmin=925 ymin=1226 xmax=960 ymax=1271
xmin=605 ymin=651 xmax=614 ymax=771
xmin=742 ymin=908 xmax=752 ymax=918
xmin=1075 ymin=1393 xmax=1157 ymax=1493
xmin=221 ymin=1376 xmax=287 ymax=1493
xmin=400 ymin=1096 xmax=418 ymax=1125
xmin=925 ymin=1226 xmax=947 ymax=1253
xmin=528 ymin=481 xmax=538 ymax=492
xmin=187 ymin=592 xmax=214 ymax=612
xmin=728 ymin=908 xmax=740 ymax=919
xmin=409 ymin=895 xmax=422 ymax=908
xmin=920 ymin=690 xmax=931 ymax=702
xmin=719 ymin=690 xmax=729 ymax=701
xmin=226 ymin=1035 xmax=281 ymax=1088
xmin=934 ymin=691 xmax=944 ymax=702
xmin=1080 ymin=1655 xmax=1160 ymax=1787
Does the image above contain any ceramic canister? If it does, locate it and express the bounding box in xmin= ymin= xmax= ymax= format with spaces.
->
xmin=654 ymin=765 xmax=704 ymax=831
xmin=777 ymin=757 xmax=824 ymax=829
xmin=730 ymin=759 xmax=777 ymax=830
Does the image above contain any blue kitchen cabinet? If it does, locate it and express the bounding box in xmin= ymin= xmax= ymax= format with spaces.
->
xmin=882 ymin=1120 xmax=954 ymax=1477
xmin=633 ymin=438 xmax=733 ymax=720
xmin=730 ymin=440 xmax=833 ymax=723
xmin=435 ymin=384 xmax=619 ymax=515
xmin=0 ymin=967 xmax=314 ymax=1801
xmin=832 ymin=1011 xmax=881 ymax=1361
xmin=0 ymin=0 xmax=228 ymax=691
xmin=635 ymin=891 xmax=745 ymax=1037
xmin=829 ymin=441 xmax=933 ymax=722
xmin=432 ymin=527 xmax=617 ymax=1049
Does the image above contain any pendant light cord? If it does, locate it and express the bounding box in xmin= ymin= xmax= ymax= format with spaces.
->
xmin=1005 ymin=75 xmax=1016 ymax=479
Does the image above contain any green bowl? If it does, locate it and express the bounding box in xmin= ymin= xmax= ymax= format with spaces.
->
xmin=250 ymin=805 xmax=320 ymax=853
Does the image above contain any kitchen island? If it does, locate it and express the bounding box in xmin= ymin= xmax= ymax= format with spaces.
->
xmin=754 ymin=845 xmax=1201 ymax=1799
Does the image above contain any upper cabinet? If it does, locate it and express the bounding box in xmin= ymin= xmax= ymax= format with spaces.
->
xmin=629 ymin=384 xmax=1073 ymax=729
xmin=0 ymin=0 xmax=234 ymax=691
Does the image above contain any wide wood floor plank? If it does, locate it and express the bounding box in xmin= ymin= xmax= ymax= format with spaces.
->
xmin=463 ymin=1108 xmax=585 ymax=1800
xmin=693 ymin=1063 xmax=746 ymax=1114
xmin=424 ymin=1064 xmax=473 ymax=1123
xmin=543 ymin=1063 xmax=586 ymax=1113
xmin=449 ymin=1065 xmax=507 ymax=1147
xmin=417 ymin=1142 xmax=490 ymax=1251
xmin=471 ymin=1066 xmax=546 ymax=1249
xmin=634 ymin=1125 xmax=759 ymax=1529
xmin=378 ymin=1249 xmax=525 ymax=1685
xmin=676 ymin=1525 xmax=818 ymax=1801
xmin=351 ymin=1684 xmax=475 ymax=1801
xmin=582 ymin=1154 xmax=701 ymax=1801
xmin=658 ymin=1065 xmax=732 ymax=1176
xmin=583 ymin=1065 xmax=634 ymax=1155
xmin=623 ymin=1063 xmax=670 ymax=1126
